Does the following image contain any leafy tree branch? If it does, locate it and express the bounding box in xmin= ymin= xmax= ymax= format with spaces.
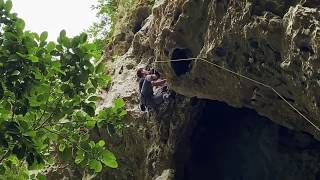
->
xmin=0 ymin=0 xmax=125 ymax=178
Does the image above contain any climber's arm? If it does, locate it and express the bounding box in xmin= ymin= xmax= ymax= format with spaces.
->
xmin=151 ymin=79 xmax=166 ymax=87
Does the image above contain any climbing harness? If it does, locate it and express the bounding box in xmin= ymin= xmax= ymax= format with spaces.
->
xmin=155 ymin=57 xmax=320 ymax=132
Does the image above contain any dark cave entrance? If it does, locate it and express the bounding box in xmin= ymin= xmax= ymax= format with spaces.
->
xmin=175 ymin=100 xmax=320 ymax=180
xmin=170 ymin=48 xmax=193 ymax=76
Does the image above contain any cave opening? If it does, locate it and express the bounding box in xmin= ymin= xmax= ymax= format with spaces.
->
xmin=170 ymin=48 xmax=193 ymax=76
xmin=175 ymin=100 xmax=320 ymax=180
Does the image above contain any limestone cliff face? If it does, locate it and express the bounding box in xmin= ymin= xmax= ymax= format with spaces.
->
xmin=146 ymin=0 xmax=320 ymax=136
xmin=100 ymin=0 xmax=320 ymax=179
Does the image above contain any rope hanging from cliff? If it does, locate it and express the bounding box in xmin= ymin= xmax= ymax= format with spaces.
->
xmin=155 ymin=57 xmax=320 ymax=132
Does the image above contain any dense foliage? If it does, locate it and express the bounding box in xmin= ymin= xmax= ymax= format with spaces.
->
xmin=0 ymin=0 xmax=126 ymax=178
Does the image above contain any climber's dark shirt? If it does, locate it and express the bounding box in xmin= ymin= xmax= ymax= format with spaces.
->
xmin=139 ymin=75 xmax=164 ymax=110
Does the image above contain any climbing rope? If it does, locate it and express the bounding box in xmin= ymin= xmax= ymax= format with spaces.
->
xmin=155 ymin=57 xmax=320 ymax=132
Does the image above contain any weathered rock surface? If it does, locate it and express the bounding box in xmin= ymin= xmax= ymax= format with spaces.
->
xmin=99 ymin=0 xmax=320 ymax=179
xmin=155 ymin=169 xmax=174 ymax=180
xmin=148 ymin=0 xmax=320 ymax=137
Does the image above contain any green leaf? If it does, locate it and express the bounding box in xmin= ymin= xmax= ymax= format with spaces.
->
xmin=15 ymin=18 xmax=25 ymax=31
xmin=4 ymin=0 xmax=12 ymax=12
xmin=119 ymin=110 xmax=127 ymax=117
xmin=61 ymin=148 xmax=73 ymax=162
xmin=40 ymin=31 xmax=48 ymax=42
xmin=98 ymin=140 xmax=105 ymax=147
xmin=56 ymin=44 xmax=63 ymax=51
xmin=33 ymin=32 xmax=40 ymax=41
xmin=59 ymin=29 xmax=66 ymax=38
xmin=91 ymin=79 xmax=98 ymax=88
xmin=101 ymin=150 xmax=118 ymax=168
xmin=27 ymin=55 xmax=39 ymax=62
xmin=71 ymin=36 xmax=80 ymax=47
xmin=61 ymin=36 xmax=71 ymax=48
xmin=24 ymin=39 xmax=38 ymax=53
xmin=96 ymin=74 xmax=112 ymax=86
xmin=79 ymin=33 xmax=88 ymax=44
xmin=85 ymin=120 xmax=96 ymax=129
xmin=58 ymin=143 xmax=66 ymax=152
xmin=89 ymin=159 xmax=102 ymax=172
xmin=87 ymin=95 xmax=100 ymax=102
xmin=97 ymin=108 xmax=109 ymax=119
xmin=39 ymin=41 xmax=47 ymax=47
xmin=4 ymin=31 xmax=17 ymax=40
xmin=95 ymin=61 xmax=106 ymax=74
xmin=52 ymin=61 xmax=65 ymax=75
xmin=25 ymin=131 xmax=36 ymax=138
xmin=89 ymin=141 xmax=95 ymax=149
xmin=79 ymin=71 xmax=89 ymax=83
xmin=36 ymin=174 xmax=47 ymax=180
xmin=75 ymin=150 xmax=85 ymax=164
xmin=8 ymin=12 xmax=17 ymax=19
xmin=83 ymin=103 xmax=95 ymax=117
xmin=114 ymin=98 xmax=125 ymax=109
xmin=47 ymin=41 xmax=55 ymax=52
xmin=16 ymin=52 xmax=27 ymax=58
xmin=8 ymin=155 xmax=19 ymax=166
xmin=82 ymin=44 xmax=96 ymax=55
xmin=88 ymin=87 xmax=96 ymax=94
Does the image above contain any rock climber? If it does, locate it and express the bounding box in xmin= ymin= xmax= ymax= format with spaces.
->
xmin=137 ymin=67 xmax=169 ymax=111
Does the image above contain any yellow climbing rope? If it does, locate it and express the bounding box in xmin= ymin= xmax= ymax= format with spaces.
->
xmin=155 ymin=57 xmax=320 ymax=132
